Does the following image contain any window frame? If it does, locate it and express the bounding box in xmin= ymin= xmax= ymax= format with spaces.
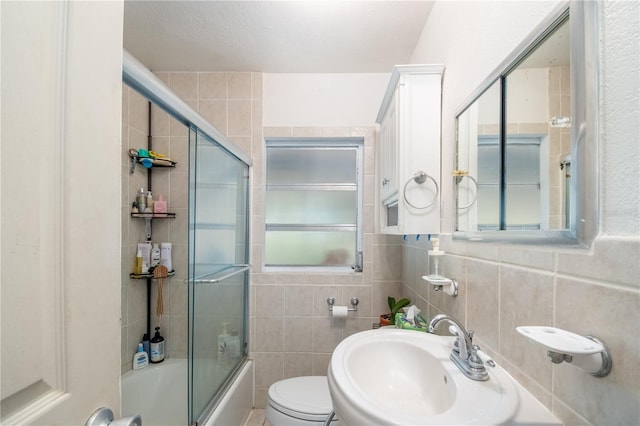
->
xmin=264 ymin=137 xmax=364 ymax=272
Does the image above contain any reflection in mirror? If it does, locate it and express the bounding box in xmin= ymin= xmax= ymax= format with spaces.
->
xmin=455 ymin=13 xmax=570 ymax=233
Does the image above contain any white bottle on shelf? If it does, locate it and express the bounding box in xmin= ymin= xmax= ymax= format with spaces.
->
xmin=159 ymin=242 xmax=172 ymax=271
xmin=151 ymin=243 xmax=161 ymax=267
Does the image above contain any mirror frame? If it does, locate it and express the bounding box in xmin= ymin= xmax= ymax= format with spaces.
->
xmin=453 ymin=1 xmax=599 ymax=246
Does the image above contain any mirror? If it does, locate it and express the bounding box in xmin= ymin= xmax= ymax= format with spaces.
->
xmin=453 ymin=2 xmax=598 ymax=244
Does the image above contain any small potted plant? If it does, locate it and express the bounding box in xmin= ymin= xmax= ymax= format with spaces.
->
xmin=379 ymin=296 xmax=410 ymax=327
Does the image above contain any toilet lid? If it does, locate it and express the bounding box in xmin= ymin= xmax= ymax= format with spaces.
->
xmin=268 ymin=376 xmax=333 ymax=421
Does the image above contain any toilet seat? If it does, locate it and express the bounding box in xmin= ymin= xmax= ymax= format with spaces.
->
xmin=267 ymin=376 xmax=335 ymax=422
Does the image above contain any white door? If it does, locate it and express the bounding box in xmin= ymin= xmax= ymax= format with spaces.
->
xmin=1 ymin=2 xmax=124 ymax=424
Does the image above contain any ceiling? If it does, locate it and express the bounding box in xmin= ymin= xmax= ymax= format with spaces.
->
xmin=123 ymin=1 xmax=434 ymax=73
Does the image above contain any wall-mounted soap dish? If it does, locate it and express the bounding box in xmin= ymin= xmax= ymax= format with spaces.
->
xmin=516 ymin=326 xmax=612 ymax=377
xmin=422 ymin=275 xmax=458 ymax=296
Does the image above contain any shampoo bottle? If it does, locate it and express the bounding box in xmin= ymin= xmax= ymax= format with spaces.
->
xmin=134 ymin=249 xmax=143 ymax=275
xmin=151 ymin=243 xmax=161 ymax=268
xmin=159 ymin=242 xmax=172 ymax=271
xmin=146 ymin=190 xmax=154 ymax=212
xmin=132 ymin=343 xmax=149 ymax=370
xmin=150 ymin=327 xmax=165 ymax=363
xmin=136 ymin=188 xmax=146 ymax=212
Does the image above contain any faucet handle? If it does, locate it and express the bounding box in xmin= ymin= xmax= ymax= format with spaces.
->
xmin=471 ymin=344 xmax=496 ymax=368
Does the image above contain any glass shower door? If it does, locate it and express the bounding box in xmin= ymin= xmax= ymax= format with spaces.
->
xmin=187 ymin=126 xmax=249 ymax=424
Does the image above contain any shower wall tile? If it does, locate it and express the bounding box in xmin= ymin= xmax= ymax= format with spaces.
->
xmin=228 ymin=72 xmax=252 ymax=99
xmin=284 ymin=286 xmax=314 ymax=316
xmin=255 ymin=285 xmax=285 ymax=316
xmin=254 ymin=317 xmax=284 ymax=352
xmin=284 ymin=317 xmax=313 ymax=352
xmin=199 ymin=73 xmax=227 ymax=100
xmin=253 ymin=352 xmax=284 ymax=388
xmin=292 ymin=127 xmax=323 ymax=137
xmin=169 ymin=73 xmax=198 ymax=101
xmin=151 ymin=104 xmax=170 ymax=137
xmin=228 ymin=100 xmax=252 ymax=136
xmin=284 ymin=353 xmax=313 ymax=378
xmin=251 ymin=72 xmax=263 ymax=100
xmin=198 ymin=100 xmax=228 ymax=134
xmin=311 ymin=353 xmax=332 ymax=376
xmin=129 ymin=89 xmax=148 ymax=132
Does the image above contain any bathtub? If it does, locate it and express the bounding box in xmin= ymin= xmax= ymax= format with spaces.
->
xmin=121 ymin=358 xmax=254 ymax=426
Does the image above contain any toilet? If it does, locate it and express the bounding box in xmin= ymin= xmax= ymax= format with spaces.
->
xmin=266 ymin=376 xmax=339 ymax=425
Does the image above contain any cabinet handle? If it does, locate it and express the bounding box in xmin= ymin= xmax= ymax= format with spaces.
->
xmin=382 ymin=178 xmax=390 ymax=186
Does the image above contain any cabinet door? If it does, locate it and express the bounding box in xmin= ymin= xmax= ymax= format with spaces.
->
xmin=379 ymin=87 xmax=399 ymax=203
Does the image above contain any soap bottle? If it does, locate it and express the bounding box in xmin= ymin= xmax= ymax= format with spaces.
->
xmin=159 ymin=242 xmax=172 ymax=271
xmin=146 ymin=190 xmax=154 ymax=212
xmin=136 ymin=187 xmax=146 ymax=212
xmin=154 ymin=194 xmax=167 ymax=215
xmin=151 ymin=243 xmax=161 ymax=268
xmin=217 ymin=322 xmax=230 ymax=362
xmin=427 ymin=237 xmax=446 ymax=278
xmin=132 ymin=343 xmax=149 ymax=370
xmin=134 ymin=249 xmax=143 ymax=274
xmin=150 ymin=327 xmax=165 ymax=363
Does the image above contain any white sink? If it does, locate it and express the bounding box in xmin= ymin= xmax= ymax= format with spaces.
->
xmin=327 ymin=328 xmax=519 ymax=425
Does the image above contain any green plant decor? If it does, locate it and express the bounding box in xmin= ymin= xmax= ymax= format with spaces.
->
xmin=387 ymin=296 xmax=410 ymax=326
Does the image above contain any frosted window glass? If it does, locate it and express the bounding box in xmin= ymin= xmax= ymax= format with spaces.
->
xmin=264 ymin=140 xmax=362 ymax=268
xmin=265 ymin=231 xmax=356 ymax=266
xmin=477 ymin=143 xmax=500 ymax=185
xmin=266 ymin=190 xmax=356 ymax=224
xmin=506 ymin=143 xmax=540 ymax=184
xmin=506 ymin=186 xmax=541 ymax=227
xmin=477 ymin=186 xmax=500 ymax=229
xmin=267 ymin=148 xmax=357 ymax=184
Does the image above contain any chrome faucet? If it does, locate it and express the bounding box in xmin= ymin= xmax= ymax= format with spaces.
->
xmin=428 ymin=314 xmax=489 ymax=381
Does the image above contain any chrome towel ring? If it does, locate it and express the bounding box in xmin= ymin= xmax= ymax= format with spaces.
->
xmin=453 ymin=170 xmax=479 ymax=209
xmin=403 ymin=171 xmax=438 ymax=209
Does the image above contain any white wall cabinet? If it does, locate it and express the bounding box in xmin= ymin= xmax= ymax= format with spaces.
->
xmin=375 ymin=64 xmax=444 ymax=235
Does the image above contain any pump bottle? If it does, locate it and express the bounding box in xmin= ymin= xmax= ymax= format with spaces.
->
xmin=132 ymin=343 xmax=149 ymax=370
xmin=150 ymin=327 xmax=165 ymax=363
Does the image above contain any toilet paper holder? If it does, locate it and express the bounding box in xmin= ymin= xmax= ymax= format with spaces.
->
xmin=327 ymin=297 xmax=359 ymax=312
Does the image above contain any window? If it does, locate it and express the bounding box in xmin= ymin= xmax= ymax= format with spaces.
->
xmin=264 ymin=138 xmax=363 ymax=270
xmin=477 ymin=136 xmax=546 ymax=231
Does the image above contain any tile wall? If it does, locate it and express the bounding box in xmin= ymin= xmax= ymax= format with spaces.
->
xmin=121 ymin=83 xmax=190 ymax=373
xmin=401 ymin=235 xmax=640 ymax=425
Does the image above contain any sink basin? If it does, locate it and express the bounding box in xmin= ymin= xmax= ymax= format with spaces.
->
xmin=327 ymin=328 xmax=519 ymax=425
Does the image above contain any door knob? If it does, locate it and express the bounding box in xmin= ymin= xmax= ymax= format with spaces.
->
xmin=86 ymin=407 xmax=142 ymax=426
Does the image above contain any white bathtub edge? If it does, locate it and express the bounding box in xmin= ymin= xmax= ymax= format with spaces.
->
xmin=202 ymin=360 xmax=254 ymax=426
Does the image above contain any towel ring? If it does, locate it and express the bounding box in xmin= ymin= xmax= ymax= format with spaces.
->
xmin=453 ymin=170 xmax=479 ymax=209
xmin=403 ymin=171 xmax=439 ymax=210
